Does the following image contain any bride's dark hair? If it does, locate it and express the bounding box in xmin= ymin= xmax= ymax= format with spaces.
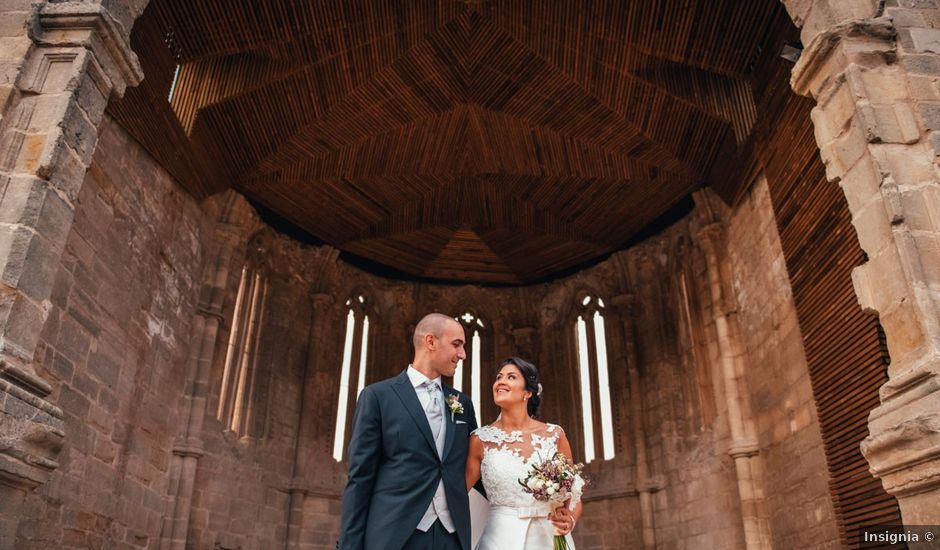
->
xmin=499 ymin=357 xmax=541 ymax=418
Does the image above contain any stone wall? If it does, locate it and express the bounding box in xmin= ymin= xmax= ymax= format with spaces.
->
xmin=7 ymin=114 xmax=841 ymax=550
xmin=623 ymin=222 xmax=745 ymax=550
xmin=19 ymin=117 xmax=210 ymax=549
xmin=726 ymin=177 xmax=841 ymax=549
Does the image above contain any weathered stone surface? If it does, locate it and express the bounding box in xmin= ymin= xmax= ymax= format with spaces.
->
xmin=726 ymin=178 xmax=841 ymax=549
xmin=789 ymin=0 xmax=940 ymax=526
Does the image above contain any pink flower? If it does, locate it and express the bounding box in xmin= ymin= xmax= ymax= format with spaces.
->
xmin=447 ymin=394 xmax=464 ymax=421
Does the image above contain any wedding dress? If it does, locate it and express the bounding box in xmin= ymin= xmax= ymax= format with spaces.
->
xmin=472 ymin=424 xmax=577 ymax=550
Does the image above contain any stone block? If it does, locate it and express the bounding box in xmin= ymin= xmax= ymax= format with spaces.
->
xmin=887 ymin=6 xmax=929 ymax=27
xmin=820 ymin=116 xmax=869 ymax=180
xmin=0 ymin=223 xmax=34 ymax=288
xmin=67 ymin=292 xmax=102 ymax=340
xmin=847 ymin=64 xmax=911 ymax=104
xmin=47 ymin=143 xmax=90 ymax=203
xmin=811 ymin=80 xmax=856 ymax=146
xmin=902 ymin=52 xmax=940 ymax=76
xmin=0 ymin=175 xmax=74 ymax=244
xmin=910 ymin=27 xmax=940 ymax=53
xmin=71 ymin=371 xmax=99 ymax=402
xmin=0 ymin=11 xmax=30 ymax=38
xmin=839 ymin=155 xmax=882 ymax=213
xmin=849 ymin=198 xmax=894 ymax=256
xmin=98 ymin=387 xmax=118 ymax=414
xmin=60 ymin=100 xmax=99 ymax=165
xmin=75 ymin=73 xmax=108 ymax=124
xmin=923 ymin=8 xmax=940 ymax=27
xmin=909 ymin=76 xmax=940 ymax=103
xmin=16 ymin=233 xmax=65 ymax=304
xmin=88 ymin=349 xmax=121 ymax=389
xmin=56 ymin=315 xmax=92 ymax=364
xmin=0 ymin=49 xmax=28 ymax=95
xmin=905 ymin=231 xmax=940 ymax=288
xmin=1 ymin=291 xmax=46 ymax=359
xmin=917 ymin=100 xmax=940 ymax=130
xmin=57 ymin=384 xmax=90 ymax=420
xmin=898 ymin=0 xmax=939 ymax=7
xmin=857 ymin=101 xmax=921 ymax=143
xmin=895 ymin=182 xmax=940 ymax=232
xmin=880 ymin=290 xmax=928 ymax=367
xmin=871 ymin=142 xmax=936 ymax=186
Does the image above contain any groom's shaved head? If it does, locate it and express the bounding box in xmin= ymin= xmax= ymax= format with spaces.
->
xmin=413 ymin=313 xmax=456 ymax=349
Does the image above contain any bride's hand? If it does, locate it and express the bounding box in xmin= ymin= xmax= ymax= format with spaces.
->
xmin=548 ymin=503 xmax=576 ymax=535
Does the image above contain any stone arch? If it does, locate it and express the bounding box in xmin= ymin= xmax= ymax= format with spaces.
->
xmin=777 ymin=0 xmax=940 ymax=529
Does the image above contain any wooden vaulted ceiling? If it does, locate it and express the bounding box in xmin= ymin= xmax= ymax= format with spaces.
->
xmin=109 ymin=0 xmax=776 ymax=284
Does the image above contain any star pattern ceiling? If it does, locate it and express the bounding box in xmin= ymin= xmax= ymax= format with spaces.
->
xmin=110 ymin=0 xmax=776 ymax=283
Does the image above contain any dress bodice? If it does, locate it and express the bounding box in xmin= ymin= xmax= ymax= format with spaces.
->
xmin=473 ymin=423 xmax=562 ymax=508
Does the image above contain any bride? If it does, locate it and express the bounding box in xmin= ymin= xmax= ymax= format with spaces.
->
xmin=465 ymin=357 xmax=583 ymax=549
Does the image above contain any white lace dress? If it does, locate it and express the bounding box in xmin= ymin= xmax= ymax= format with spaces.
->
xmin=472 ymin=424 xmax=578 ymax=550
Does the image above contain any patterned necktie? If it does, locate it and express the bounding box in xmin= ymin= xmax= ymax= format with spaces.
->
xmin=424 ymin=381 xmax=443 ymax=441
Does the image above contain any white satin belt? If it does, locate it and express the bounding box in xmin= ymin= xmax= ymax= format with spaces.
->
xmin=490 ymin=504 xmax=551 ymax=519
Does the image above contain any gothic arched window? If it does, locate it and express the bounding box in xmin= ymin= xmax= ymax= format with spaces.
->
xmin=574 ymin=295 xmax=615 ymax=462
xmin=333 ymin=295 xmax=372 ymax=461
xmin=217 ymin=266 xmax=269 ymax=437
xmin=455 ymin=311 xmax=485 ymax=427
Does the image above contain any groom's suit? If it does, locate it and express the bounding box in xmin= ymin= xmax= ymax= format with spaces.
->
xmin=339 ymin=369 xmax=478 ymax=550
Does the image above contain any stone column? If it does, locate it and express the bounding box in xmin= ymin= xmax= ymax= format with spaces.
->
xmin=610 ymin=294 xmax=656 ymax=550
xmin=0 ymin=2 xmax=141 ymax=545
xmin=286 ymin=293 xmax=334 ymax=549
xmin=694 ymin=221 xmax=771 ymax=550
xmin=785 ymin=0 xmax=940 ymax=522
xmin=160 ymin=225 xmax=241 ymax=550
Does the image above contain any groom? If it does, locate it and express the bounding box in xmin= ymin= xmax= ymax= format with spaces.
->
xmin=338 ymin=313 xmax=479 ymax=550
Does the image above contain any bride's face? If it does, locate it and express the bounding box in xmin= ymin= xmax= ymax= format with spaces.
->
xmin=493 ymin=363 xmax=530 ymax=408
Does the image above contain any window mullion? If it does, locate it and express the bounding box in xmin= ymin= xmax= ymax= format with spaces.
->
xmin=586 ymin=317 xmax=603 ymax=463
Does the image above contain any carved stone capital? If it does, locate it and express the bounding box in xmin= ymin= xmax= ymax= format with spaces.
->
xmin=36 ymin=2 xmax=144 ymax=96
xmin=862 ymin=361 xmax=940 ymax=498
xmin=171 ymin=440 xmax=205 ymax=459
xmin=0 ymin=378 xmax=65 ymax=492
xmin=693 ymin=222 xmax=723 ymax=258
xmin=791 ymin=18 xmax=896 ymax=99
xmin=728 ymin=438 xmax=761 ymax=460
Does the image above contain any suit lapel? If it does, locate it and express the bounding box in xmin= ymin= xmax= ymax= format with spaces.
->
xmin=391 ymin=371 xmax=438 ymax=456
xmin=442 ymin=385 xmax=457 ymax=460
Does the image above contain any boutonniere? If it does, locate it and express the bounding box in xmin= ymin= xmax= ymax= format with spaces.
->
xmin=447 ymin=394 xmax=464 ymax=421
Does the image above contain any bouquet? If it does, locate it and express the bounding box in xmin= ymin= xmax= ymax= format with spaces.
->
xmin=518 ymin=452 xmax=587 ymax=550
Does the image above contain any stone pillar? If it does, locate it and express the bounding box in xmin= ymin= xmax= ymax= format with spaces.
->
xmin=610 ymin=294 xmax=656 ymax=550
xmin=286 ymin=292 xmax=334 ymax=549
xmin=0 ymin=2 xmax=141 ymax=545
xmin=785 ymin=0 xmax=940 ymax=522
xmin=160 ymin=225 xmax=240 ymax=550
xmin=694 ymin=221 xmax=771 ymax=550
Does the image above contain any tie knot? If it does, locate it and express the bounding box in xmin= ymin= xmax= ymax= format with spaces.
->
xmin=424 ymin=380 xmax=440 ymax=394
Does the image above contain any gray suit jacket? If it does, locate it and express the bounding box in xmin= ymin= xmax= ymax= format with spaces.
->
xmin=338 ymin=370 xmax=478 ymax=550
